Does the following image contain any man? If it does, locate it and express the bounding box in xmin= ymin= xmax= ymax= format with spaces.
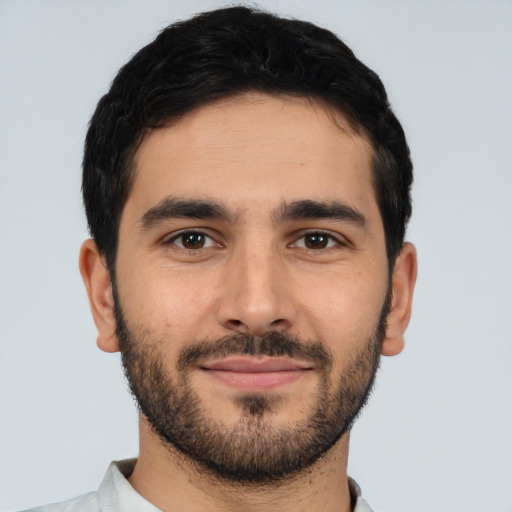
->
xmin=25 ymin=6 xmax=416 ymax=512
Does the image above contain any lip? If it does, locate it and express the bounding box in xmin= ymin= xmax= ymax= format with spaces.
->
xmin=199 ymin=356 xmax=313 ymax=391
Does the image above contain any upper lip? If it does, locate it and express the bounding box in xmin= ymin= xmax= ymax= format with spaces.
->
xmin=200 ymin=356 xmax=313 ymax=373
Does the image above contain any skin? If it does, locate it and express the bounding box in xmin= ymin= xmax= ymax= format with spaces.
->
xmin=80 ymin=93 xmax=417 ymax=512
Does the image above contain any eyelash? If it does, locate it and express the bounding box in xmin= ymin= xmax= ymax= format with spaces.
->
xmin=163 ymin=230 xmax=347 ymax=252
xmin=163 ymin=230 xmax=220 ymax=251
xmin=290 ymin=231 xmax=347 ymax=251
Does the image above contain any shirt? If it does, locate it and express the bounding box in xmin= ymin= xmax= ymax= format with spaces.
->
xmin=20 ymin=459 xmax=374 ymax=512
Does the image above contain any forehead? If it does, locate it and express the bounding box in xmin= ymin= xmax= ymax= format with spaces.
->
xmin=126 ymin=93 xmax=377 ymax=223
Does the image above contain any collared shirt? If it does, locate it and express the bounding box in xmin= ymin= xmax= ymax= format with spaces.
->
xmin=21 ymin=459 xmax=374 ymax=512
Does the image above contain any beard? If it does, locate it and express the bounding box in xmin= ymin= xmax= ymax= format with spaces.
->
xmin=114 ymin=287 xmax=389 ymax=485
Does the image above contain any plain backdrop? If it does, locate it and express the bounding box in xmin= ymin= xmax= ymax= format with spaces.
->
xmin=1 ymin=1 xmax=511 ymax=511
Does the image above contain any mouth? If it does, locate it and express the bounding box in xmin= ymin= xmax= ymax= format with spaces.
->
xmin=199 ymin=356 xmax=314 ymax=391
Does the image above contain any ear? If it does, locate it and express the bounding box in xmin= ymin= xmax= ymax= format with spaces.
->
xmin=381 ymin=242 xmax=417 ymax=357
xmin=79 ymin=239 xmax=120 ymax=353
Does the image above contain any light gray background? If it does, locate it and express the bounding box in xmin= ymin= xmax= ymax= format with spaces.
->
xmin=1 ymin=1 xmax=511 ymax=511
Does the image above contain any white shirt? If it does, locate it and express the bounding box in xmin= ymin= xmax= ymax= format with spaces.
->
xmin=21 ymin=459 xmax=374 ymax=512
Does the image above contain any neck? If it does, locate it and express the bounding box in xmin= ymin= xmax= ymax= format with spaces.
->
xmin=128 ymin=418 xmax=353 ymax=512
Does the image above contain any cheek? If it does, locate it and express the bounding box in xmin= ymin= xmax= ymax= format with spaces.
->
xmin=116 ymin=261 xmax=218 ymax=339
xmin=293 ymin=266 xmax=388 ymax=345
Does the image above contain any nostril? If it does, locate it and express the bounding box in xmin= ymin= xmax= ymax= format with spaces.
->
xmin=226 ymin=319 xmax=246 ymax=330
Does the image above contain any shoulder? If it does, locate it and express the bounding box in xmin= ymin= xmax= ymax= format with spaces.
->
xmin=18 ymin=491 xmax=99 ymax=512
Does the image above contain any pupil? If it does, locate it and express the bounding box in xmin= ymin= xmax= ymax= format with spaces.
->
xmin=183 ymin=233 xmax=204 ymax=249
xmin=306 ymin=234 xmax=327 ymax=249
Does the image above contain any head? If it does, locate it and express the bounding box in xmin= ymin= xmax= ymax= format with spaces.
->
xmin=82 ymin=6 xmax=412 ymax=275
xmin=80 ymin=6 xmax=416 ymax=485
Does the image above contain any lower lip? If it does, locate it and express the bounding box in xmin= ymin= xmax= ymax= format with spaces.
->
xmin=202 ymin=369 xmax=309 ymax=391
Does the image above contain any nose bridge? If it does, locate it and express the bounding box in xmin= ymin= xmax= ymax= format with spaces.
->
xmin=239 ymin=241 xmax=279 ymax=305
xmin=217 ymin=236 xmax=294 ymax=335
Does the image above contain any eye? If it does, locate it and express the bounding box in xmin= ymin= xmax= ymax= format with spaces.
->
xmin=166 ymin=231 xmax=217 ymax=250
xmin=293 ymin=232 xmax=341 ymax=250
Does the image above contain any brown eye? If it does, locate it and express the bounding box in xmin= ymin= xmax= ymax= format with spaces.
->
xmin=169 ymin=231 xmax=216 ymax=250
xmin=181 ymin=233 xmax=205 ymax=249
xmin=304 ymin=233 xmax=329 ymax=249
xmin=292 ymin=232 xmax=341 ymax=250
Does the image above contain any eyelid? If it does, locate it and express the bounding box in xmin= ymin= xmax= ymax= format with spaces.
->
xmin=162 ymin=229 xmax=221 ymax=249
xmin=159 ymin=227 xmax=351 ymax=251
xmin=289 ymin=230 xmax=350 ymax=249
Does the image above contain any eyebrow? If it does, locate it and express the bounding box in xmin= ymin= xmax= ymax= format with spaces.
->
xmin=275 ymin=200 xmax=367 ymax=228
xmin=138 ymin=197 xmax=367 ymax=230
xmin=138 ymin=197 xmax=235 ymax=229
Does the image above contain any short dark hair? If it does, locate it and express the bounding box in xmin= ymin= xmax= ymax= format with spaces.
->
xmin=83 ymin=6 xmax=412 ymax=272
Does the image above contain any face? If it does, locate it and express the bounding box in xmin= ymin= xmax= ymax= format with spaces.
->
xmin=107 ymin=93 xmax=397 ymax=482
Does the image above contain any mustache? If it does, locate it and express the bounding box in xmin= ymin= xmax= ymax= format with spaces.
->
xmin=177 ymin=331 xmax=332 ymax=371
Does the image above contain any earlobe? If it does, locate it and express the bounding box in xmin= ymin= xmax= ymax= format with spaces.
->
xmin=79 ymin=239 xmax=120 ymax=353
xmin=381 ymin=242 xmax=417 ymax=357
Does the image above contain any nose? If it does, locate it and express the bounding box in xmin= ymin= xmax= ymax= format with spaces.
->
xmin=216 ymin=245 xmax=297 ymax=336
